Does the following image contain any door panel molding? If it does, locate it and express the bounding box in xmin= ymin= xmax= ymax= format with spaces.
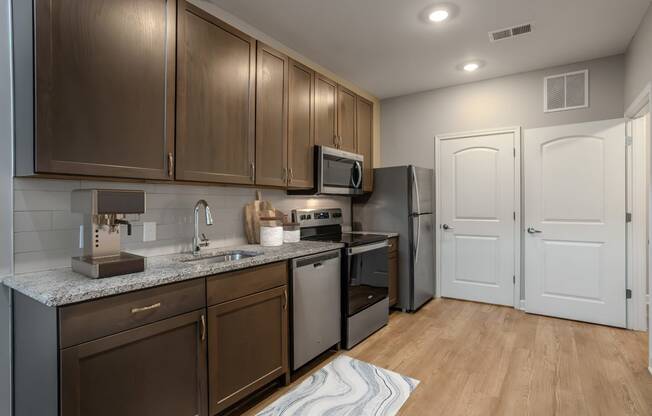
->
xmin=435 ymin=126 xmax=521 ymax=308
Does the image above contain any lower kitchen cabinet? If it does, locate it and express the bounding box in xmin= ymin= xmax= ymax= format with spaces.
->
xmin=208 ymin=286 xmax=289 ymax=414
xmin=206 ymin=262 xmax=289 ymax=415
xmin=13 ymin=261 xmax=291 ymax=416
xmin=60 ymin=310 xmax=208 ymax=416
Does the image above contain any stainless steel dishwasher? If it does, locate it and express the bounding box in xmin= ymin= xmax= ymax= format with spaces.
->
xmin=291 ymin=250 xmax=341 ymax=371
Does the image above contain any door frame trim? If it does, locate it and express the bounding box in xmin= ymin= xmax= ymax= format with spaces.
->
xmin=625 ymin=83 xmax=651 ymax=331
xmin=434 ymin=126 xmax=522 ymax=308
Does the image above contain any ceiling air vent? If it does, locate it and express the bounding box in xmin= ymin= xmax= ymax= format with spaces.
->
xmin=489 ymin=22 xmax=533 ymax=42
xmin=544 ymin=70 xmax=589 ymax=112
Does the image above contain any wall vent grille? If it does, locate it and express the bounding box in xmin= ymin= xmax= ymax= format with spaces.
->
xmin=544 ymin=70 xmax=589 ymax=112
xmin=489 ymin=22 xmax=534 ymax=42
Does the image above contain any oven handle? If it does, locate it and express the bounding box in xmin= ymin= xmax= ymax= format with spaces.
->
xmin=347 ymin=240 xmax=388 ymax=256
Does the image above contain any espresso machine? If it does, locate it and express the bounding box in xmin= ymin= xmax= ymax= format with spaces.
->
xmin=71 ymin=189 xmax=146 ymax=278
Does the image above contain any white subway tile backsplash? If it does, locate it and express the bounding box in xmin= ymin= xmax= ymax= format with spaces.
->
xmin=13 ymin=177 xmax=350 ymax=273
xmin=13 ymin=211 xmax=52 ymax=232
xmin=13 ymin=178 xmax=81 ymax=191
xmin=14 ymin=229 xmax=79 ymax=253
xmin=14 ymin=249 xmax=77 ymax=274
xmin=14 ymin=190 xmax=71 ymax=211
xmin=51 ymin=212 xmax=83 ymax=230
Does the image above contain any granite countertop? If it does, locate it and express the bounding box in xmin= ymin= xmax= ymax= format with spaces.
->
xmin=3 ymin=241 xmax=343 ymax=307
xmin=349 ymin=231 xmax=400 ymax=238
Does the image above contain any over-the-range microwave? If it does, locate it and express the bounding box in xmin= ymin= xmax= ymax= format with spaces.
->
xmin=290 ymin=146 xmax=364 ymax=196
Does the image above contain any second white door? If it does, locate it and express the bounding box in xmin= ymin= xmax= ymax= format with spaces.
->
xmin=524 ymin=119 xmax=626 ymax=327
xmin=439 ymin=130 xmax=517 ymax=306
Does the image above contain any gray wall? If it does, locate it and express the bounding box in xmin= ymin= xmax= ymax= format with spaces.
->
xmin=0 ymin=0 xmax=13 ymax=413
xmin=380 ymin=54 xmax=625 ymax=169
xmin=625 ymin=4 xmax=652 ymax=110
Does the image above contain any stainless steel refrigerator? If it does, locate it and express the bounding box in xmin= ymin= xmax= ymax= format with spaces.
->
xmin=352 ymin=166 xmax=434 ymax=312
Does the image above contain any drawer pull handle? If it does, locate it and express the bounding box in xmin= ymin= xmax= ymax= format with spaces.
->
xmin=131 ymin=302 xmax=161 ymax=314
xmin=200 ymin=314 xmax=206 ymax=341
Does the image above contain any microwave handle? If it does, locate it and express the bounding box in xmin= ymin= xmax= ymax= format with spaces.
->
xmin=352 ymin=161 xmax=363 ymax=188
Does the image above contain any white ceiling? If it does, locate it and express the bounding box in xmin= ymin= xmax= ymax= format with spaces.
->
xmin=210 ymin=0 xmax=651 ymax=99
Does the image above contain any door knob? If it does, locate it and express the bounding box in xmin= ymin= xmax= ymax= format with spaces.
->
xmin=527 ymin=227 xmax=542 ymax=234
xmin=442 ymin=224 xmax=454 ymax=230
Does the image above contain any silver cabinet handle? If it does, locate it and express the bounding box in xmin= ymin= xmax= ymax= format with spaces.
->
xmin=167 ymin=152 xmax=174 ymax=178
xmin=527 ymin=227 xmax=542 ymax=234
xmin=200 ymin=314 xmax=206 ymax=341
xmin=441 ymin=224 xmax=454 ymax=230
xmin=250 ymin=162 xmax=255 ymax=182
xmin=131 ymin=302 xmax=161 ymax=314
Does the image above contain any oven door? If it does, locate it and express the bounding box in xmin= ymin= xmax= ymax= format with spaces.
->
xmin=345 ymin=241 xmax=389 ymax=317
xmin=317 ymin=146 xmax=364 ymax=195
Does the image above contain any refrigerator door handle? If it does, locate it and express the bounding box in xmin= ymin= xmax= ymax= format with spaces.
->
xmin=414 ymin=214 xmax=421 ymax=267
xmin=411 ymin=166 xmax=421 ymax=215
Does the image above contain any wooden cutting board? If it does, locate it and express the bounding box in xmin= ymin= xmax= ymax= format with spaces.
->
xmin=244 ymin=191 xmax=281 ymax=243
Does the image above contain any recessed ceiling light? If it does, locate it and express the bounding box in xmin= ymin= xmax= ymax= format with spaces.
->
xmin=463 ymin=62 xmax=480 ymax=72
xmin=419 ymin=4 xmax=459 ymax=25
xmin=428 ymin=9 xmax=449 ymax=22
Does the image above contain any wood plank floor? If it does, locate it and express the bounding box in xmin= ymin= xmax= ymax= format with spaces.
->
xmin=244 ymin=298 xmax=652 ymax=416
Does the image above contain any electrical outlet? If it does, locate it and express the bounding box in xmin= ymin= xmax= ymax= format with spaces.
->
xmin=143 ymin=222 xmax=157 ymax=242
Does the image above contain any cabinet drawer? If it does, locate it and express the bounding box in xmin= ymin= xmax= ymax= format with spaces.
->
xmin=388 ymin=237 xmax=398 ymax=253
xmin=207 ymin=261 xmax=288 ymax=306
xmin=59 ymin=279 xmax=206 ymax=348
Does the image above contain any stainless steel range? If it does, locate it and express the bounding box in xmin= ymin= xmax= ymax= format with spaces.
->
xmin=292 ymin=208 xmax=389 ymax=349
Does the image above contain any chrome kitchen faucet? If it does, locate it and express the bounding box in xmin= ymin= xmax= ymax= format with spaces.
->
xmin=193 ymin=199 xmax=214 ymax=255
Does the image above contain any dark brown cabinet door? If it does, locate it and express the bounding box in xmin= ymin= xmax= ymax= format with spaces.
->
xmin=176 ymin=2 xmax=256 ymax=184
xmin=337 ymin=86 xmax=357 ymax=153
xmin=34 ymin=0 xmax=176 ymax=180
xmin=314 ymin=74 xmax=338 ymax=149
xmin=60 ymin=310 xmax=208 ymax=416
xmin=208 ymin=286 xmax=288 ymax=414
xmin=256 ymin=43 xmax=289 ymax=187
xmin=356 ymin=96 xmax=374 ymax=192
xmin=287 ymin=60 xmax=315 ymax=189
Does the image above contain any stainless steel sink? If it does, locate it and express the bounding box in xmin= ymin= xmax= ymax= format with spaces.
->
xmin=181 ymin=251 xmax=260 ymax=265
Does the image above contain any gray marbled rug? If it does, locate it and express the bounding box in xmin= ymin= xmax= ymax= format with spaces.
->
xmin=257 ymin=355 xmax=419 ymax=416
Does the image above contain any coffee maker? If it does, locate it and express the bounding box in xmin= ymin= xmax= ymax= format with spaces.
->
xmin=71 ymin=189 xmax=146 ymax=278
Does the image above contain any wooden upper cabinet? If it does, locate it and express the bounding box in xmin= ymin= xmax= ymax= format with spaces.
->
xmin=314 ymin=74 xmax=338 ymax=149
xmin=34 ymin=0 xmax=176 ymax=180
xmin=176 ymin=2 xmax=256 ymax=184
xmin=337 ymin=86 xmax=357 ymax=153
xmin=255 ymin=43 xmax=289 ymax=187
xmin=356 ymin=96 xmax=374 ymax=192
xmin=287 ymin=60 xmax=315 ymax=189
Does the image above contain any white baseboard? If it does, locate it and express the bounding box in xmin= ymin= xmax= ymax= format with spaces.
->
xmin=518 ymin=300 xmax=526 ymax=311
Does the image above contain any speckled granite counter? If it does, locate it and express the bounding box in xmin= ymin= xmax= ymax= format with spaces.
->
xmin=3 ymin=241 xmax=343 ymax=307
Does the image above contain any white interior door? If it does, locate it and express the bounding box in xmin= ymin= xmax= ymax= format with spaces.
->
xmin=524 ymin=119 xmax=626 ymax=327
xmin=439 ymin=130 xmax=517 ymax=306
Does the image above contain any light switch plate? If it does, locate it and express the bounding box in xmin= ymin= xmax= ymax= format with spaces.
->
xmin=143 ymin=222 xmax=157 ymax=242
